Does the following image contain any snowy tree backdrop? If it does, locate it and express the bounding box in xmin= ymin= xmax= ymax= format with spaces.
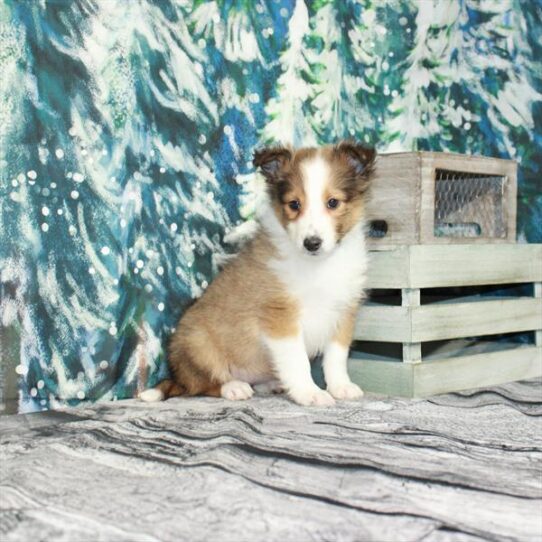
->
xmin=1 ymin=0 xmax=540 ymax=412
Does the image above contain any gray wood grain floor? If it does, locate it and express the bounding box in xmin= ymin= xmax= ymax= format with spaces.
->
xmin=1 ymin=379 xmax=541 ymax=542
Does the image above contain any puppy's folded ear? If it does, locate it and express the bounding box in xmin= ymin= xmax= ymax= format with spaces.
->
xmin=253 ymin=146 xmax=292 ymax=182
xmin=334 ymin=141 xmax=376 ymax=192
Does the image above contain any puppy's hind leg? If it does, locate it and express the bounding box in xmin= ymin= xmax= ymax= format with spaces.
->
xmin=170 ymin=328 xmax=254 ymax=401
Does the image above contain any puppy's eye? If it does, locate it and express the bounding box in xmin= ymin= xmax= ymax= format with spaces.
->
xmin=288 ymin=200 xmax=301 ymax=211
xmin=327 ymin=198 xmax=340 ymax=209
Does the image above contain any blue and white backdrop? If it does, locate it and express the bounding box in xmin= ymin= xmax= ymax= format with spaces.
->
xmin=1 ymin=0 xmax=541 ymax=412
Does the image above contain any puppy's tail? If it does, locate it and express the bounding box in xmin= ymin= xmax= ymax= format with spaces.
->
xmin=139 ymin=379 xmax=185 ymax=402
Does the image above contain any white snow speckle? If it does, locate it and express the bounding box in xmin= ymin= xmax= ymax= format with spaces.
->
xmin=157 ymin=302 xmax=165 ymax=312
xmin=223 ymin=125 xmax=232 ymax=135
xmin=69 ymin=127 xmax=76 ymax=136
xmin=41 ymin=223 xmax=49 ymax=232
xmin=57 ymin=209 xmax=63 ymax=215
xmin=198 ymin=38 xmax=206 ymax=48
xmin=15 ymin=364 xmax=27 ymax=376
xmin=249 ymin=93 xmax=260 ymax=104
xmin=50 ymin=182 xmax=57 ymax=189
xmin=157 ymin=266 xmax=164 ymax=276
xmin=71 ymin=190 xmax=79 ymax=199
xmin=77 ymin=390 xmax=85 ymax=400
xmin=37 ymin=380 xmax=45 ymax=389
xmin=55 ymin=148 xmax=64 ymax=159
xmin=144 ymin=284 xmax=153 ymax=293
xmin=30 ymin=388 xmax=38 ymax=397
xmin=69 ymin=225 xmax=77 ymax=236
xmin=27 ymin=170 xmax=37 ymax=180
xmin=42 ymin=206 xmax=50 ymax=216
xmin=170 ymin=223 xmax=178 ymax=232
xmin=175 ymin=267 xmax=182 ymax=275
xmin=159 ymin=167 xmax=166 ymax=173
xmin=399 ymin=16 xmax=408 ymax=25
xmin=11 ymin=179 xmax=18 ymax=187
xmin=99 ymin=360 xmax=109 ymax=370
xmin=136 ymin=260 xmax=144 ymax=269
xmin=17 ymin=173 xmax=25 ymax=182
xmin=73 ymin=172 xmax=84 ymax=183
xmin=100 ymin=246 xmax=110 ymax=255
xmin=198 ymin=135 xmax=206 ymax=145
xmin=89 ymin=266 xmax=96 ymax=275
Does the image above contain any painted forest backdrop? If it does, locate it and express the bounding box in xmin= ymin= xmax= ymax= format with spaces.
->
xmin=1 ymin=0 xmax=541 ymax=412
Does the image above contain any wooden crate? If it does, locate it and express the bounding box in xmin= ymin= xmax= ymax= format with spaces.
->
xmin=366 ymin=152 xmax=517 ymax=248
xmin=349 ymin=244 xmax=542 ymax=397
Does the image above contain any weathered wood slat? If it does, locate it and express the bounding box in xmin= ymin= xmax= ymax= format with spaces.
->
xmin=349 ymin=343 xmax=542 ymax=397
xmin=365 ymin=244 xmax=542 ymax=288
xmin=355 ymin=297 xmax=542 ymax=343
xmin=365 ymin=153 xmax=420 ymax=248
xmin=535 ymin=282 xmax=542 ymax=347
xmin=365 ymin=246 xmax=411 ymax=287
xmin=408 ymin=244 xmax=542 ymax=287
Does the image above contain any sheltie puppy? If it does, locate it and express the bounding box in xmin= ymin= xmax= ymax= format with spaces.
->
xmin=140 ymin=141 xmax=375 ymax=406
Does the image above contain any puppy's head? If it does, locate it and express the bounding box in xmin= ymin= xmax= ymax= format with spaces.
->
xmin=253 ymin=141 xmax=375 ymax=256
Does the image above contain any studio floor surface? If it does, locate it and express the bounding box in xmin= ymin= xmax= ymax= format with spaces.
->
xmin=1 ymin=379 xmax=541 ymax=542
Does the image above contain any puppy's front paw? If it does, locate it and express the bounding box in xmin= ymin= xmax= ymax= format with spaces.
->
xmin=221 ymin=380 xmax=254 ymax=401
xmin=328 ymin=381 xmax=364 ymax=401
xmin=289 ymin=386 xmax=335 ymax=407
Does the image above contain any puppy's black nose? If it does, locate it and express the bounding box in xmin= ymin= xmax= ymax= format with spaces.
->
xmin=303 ymin=236 xmax=322 ymax=252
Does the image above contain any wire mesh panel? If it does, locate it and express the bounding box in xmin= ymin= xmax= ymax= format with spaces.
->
xmin=434 ymin=169 xmax=506 ymax=238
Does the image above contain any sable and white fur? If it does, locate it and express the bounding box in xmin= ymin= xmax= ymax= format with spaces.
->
xmin=140 ymin=141 xmax=376 ymax=406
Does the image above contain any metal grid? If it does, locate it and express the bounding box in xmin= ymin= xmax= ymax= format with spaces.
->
xmin=434 ymin=169 xmax=506 ymax=238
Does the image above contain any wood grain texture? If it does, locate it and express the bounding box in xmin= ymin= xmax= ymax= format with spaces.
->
xmin=535 ymin=282 xmax=542 ymax=347
xmin=1 ymin=379 xmax=541 ymax=542
xmin=365 ymin=153 xmax=421 ymax=248
xmin=365 ymin=152 xmax=517 ymax=248
xmin=365 ymin=244 xmax=542 ymax=288
xmin=349 ymin=343 xmax=542 ymax=397
xmin=355 ymin=297 xmax=542 ymax=343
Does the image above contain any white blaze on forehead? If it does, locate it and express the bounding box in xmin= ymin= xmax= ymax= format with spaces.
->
xmin=301 ymin=154 xmax=329 ymax=209
xmin=288 ymin=154 xmax=336 ymax=252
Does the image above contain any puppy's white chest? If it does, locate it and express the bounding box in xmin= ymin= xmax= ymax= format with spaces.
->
xmin=298 ymin=263 xmax=364 ymax=356
xmin=270 ymin=238 xmax=368 ymax=356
